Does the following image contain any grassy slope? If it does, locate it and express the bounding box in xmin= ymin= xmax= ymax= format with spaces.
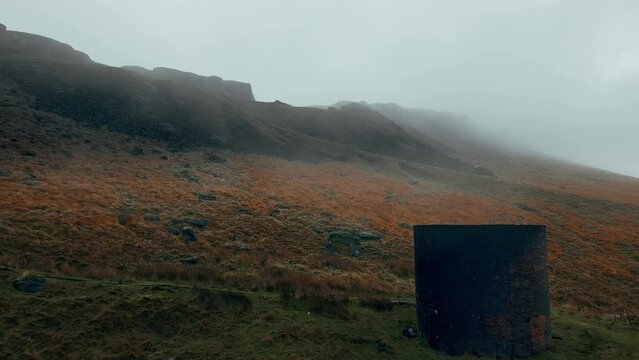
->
xmin=1 ymin=105 xmax=639 ymax=358
xmin=1 ymin=267 xmax=637 ymax=360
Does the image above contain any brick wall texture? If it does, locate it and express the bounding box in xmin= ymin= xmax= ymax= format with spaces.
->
xmin=413 ymin=225 xmax=552 ymax=358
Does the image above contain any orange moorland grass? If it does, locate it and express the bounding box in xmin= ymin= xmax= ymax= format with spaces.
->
xmin=1 ymin=123 xmax=639 ymax=314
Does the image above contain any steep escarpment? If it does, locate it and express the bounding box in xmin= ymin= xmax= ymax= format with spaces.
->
xmin=123 ymin=66 xmax=255 ymax=101
xmin=0 ymin=26 xmax=477 ymax=172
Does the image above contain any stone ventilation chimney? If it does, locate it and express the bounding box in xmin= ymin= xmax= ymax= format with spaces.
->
xmin=0 ymin=23 xmax=7 ymax=32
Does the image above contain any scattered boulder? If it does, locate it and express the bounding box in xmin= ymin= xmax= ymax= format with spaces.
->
xmin=327 ymin=232 xmax=362 ymax=257
xmin=21 ymin=150 xmax=37 ymax=156
xmin=171 ymin=217 xmax=208 ymax=228
xmin=203 ymin=151 xmax=227 ymax=163
xmin=328 ymin=231 xmax=359 ymax=245
xmin=402 ymin=325 xmax=417 ymax=338
xmin=179 ymin=226 xmax=197 ymax=242
xmin=195 ymin=193 xmax=216 ymax=201
xmin=143 ymin=216 xmax=161 ymax=222
xmin=234 ymin=207 xmax=254 ymax=215
xmin=166 ymin=226 xmax=180 ymax=235
xmin=0 ymin=169 xmax=12 ymax=177
xmin=178 ymin=256 xmax=199 ymax=265
xmin=326 ymin=231 xmax=379 ymax=257
xmin=118 ymin=212 xmax=133 ymax=225
xmin=226 ymin=241 xmax=250 ymax=252
xmin=399 ymin=223 xmax=411 ymax=230
xmin=184 ymin=218 xmax=208 ymax=228
xmin=355 ymin=231 xmax=382 ymax=241
xmin=174 ymin=170 xmax=199 ymax=183
xmin=13 ymin=272 xmax=46 ymax=293
xmin=324 ymin=241 xmax=335 ymax=255
xmin=130 ymin=147 xmax=144 ymax=156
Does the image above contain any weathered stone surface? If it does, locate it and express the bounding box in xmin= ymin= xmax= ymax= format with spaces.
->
xmin=13 ymin=273 xmax=46 ymax=293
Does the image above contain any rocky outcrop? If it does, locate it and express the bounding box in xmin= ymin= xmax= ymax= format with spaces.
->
xmin=0 ymin=29 xmax=92 ymax=63
xmin=123 ymin=66 xmax=255 ymax=101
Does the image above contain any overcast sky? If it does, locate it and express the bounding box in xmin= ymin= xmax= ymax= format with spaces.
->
xmin=3 ymin=0 xmax=639 ymax=177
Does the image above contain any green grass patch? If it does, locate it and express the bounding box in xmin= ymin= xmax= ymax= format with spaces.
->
xmin=1 ymin=268 xmax=637 ymax=359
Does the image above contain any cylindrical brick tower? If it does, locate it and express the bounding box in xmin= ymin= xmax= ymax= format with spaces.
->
xmin=413 ymin=225 xmax=551 ymax=358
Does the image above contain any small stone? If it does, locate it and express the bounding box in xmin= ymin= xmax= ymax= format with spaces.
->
xmin=166 ymin=226 xmax=180 ymax=235
xmin=355 ymin=231 xmax=382 ymax=241
xmin=118 ymin=212 xmax=133 ymax=225
xmin=0 ymin=169 xmax=12 ymax=177
xmin=324 ymin=241 xmax=334 ymax=254
xmin=179 ymin=226 xmax=197 ymax=242
xmin=196 ymin=193 xmax=216 ymax=201
xmin=399 ymin=223 xmax=411 ymax=230
xmin=21 ymin=150 xmax=37 ymax=156
xmin=328 ymin=231 xmax=358 ymax=245
xmin=143 ymin=216 xmax=161 ymax=222
xmin=13 ymin=272 xmax=46 ymax=293
xmin=178 ymin=256 xmax=199 ymax=265
xmin=184 ymin=218 xmax=208 ymax=228
xmin=402 ymin=326 xmax=417 ymax=338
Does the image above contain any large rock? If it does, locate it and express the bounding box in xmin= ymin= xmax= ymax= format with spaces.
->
xmin=13 ymin=272 xmax=46 ymax=293
xmin=0 ymin=23 xmax=6 ymax=32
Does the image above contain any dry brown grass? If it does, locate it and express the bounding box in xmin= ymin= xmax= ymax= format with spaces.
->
xmin=1 ymin=111 xmax=639 ymax=314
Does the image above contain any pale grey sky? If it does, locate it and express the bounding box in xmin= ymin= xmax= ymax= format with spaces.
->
xmin=2 ymin=0 xmax=639 ymax=177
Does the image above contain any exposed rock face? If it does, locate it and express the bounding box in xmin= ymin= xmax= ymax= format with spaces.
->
xmin=123 ymin=66 xmax=255 ymax=101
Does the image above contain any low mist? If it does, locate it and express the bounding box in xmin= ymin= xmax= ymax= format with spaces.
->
xmin=4 ymin=0 xmax=638 ymax=177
